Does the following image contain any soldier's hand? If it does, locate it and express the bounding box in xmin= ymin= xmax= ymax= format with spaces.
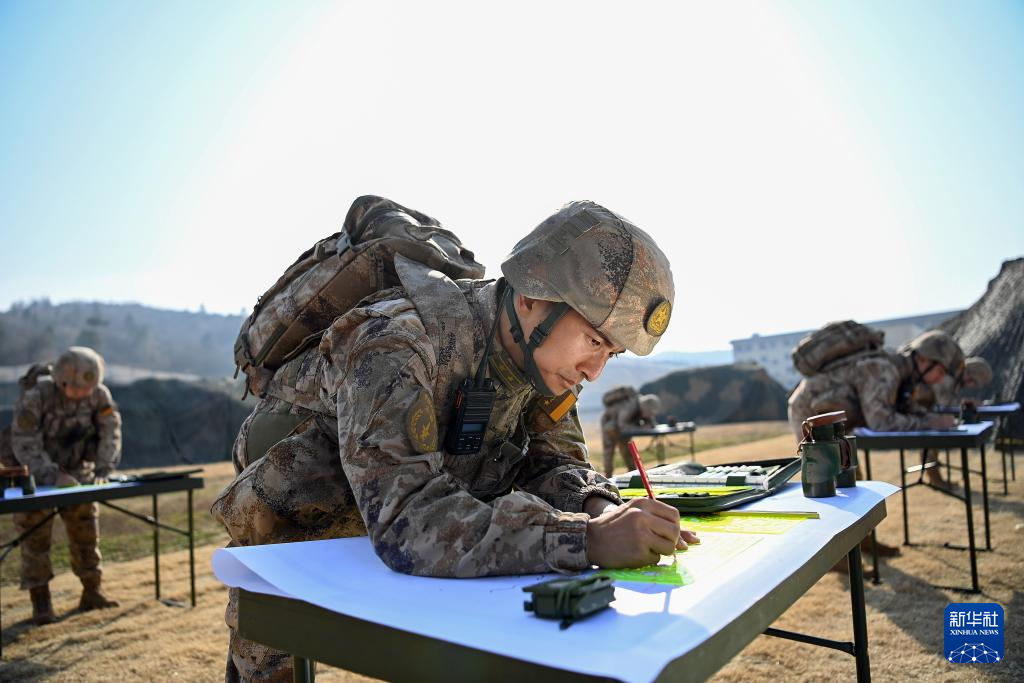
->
xmin=927 ymin=414 xmax=957 ymax=430
xmin=56 ymin=471 xmax=80 ymax=488
xmin=586 ymin=498 xmax=699 ymax=568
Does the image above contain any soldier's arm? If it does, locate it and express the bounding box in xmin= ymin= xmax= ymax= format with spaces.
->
xmin=92 ymin=385 xmax=122 ymax=476
xmin=328 ymin=315 xmax=590 ymax=578
xmin=11 ymin=387 xmax=60 ymax=485
xmin=855 ymin=359 xmax=932 ymax=431
xmin=515 ymin=401 xmax=621 ymax=513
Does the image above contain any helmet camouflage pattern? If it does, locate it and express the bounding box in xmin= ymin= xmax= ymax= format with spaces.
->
xmin=53 ymin=346 xmax=105 ymax=389
xmin=905 ymin=330 xmax=964 ymax=377
xmin=962 ymin=356 xmax=993 ymax=388
xmin=501 ymin=201 xmax=675 ymax=356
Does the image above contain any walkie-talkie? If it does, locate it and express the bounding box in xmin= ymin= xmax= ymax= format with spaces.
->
xmin=444 ymin=287 xmax=506 ymax=455
xmin=445 ymin=377 xmax=497 ymax=454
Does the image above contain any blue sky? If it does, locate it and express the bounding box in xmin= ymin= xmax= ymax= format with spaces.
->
xmin=1 ymin=1 xmax=1022 ymax=352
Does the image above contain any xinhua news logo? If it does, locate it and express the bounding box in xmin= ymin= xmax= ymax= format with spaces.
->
xmin=944 ymin=603 xmax=1003 ymax=664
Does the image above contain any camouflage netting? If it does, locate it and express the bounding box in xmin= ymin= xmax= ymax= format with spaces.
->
xmin=940 ymin=257 xmax=1024 ymax=442
xmin=639 ymin=363 xmax=788 ymax=424
xmin=1 ymin=378 xmax=251 ymax=468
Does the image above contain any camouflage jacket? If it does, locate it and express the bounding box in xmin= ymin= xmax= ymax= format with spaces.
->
xmin=11 ymin=377 xmax=122 ymax=484
xmin=215 ymin=261 xmax=620 ymax=577
xmin=788 ymin=350 xmax=931 ymax=432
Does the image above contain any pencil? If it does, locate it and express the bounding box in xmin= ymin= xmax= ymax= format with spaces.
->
xmin=628 ymin=440 xmax=655 ymax=500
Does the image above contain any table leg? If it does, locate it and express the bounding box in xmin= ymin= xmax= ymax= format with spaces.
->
xmin=188 ymin=488 xmax=196 ymax=607
xmin=293 ymin=656 xmax=315 ymax=682
xmin=946 ymin=449 xmax=951 ymax=482
xmin=153 ymin=495 xmax=160 ymax=601
xmin=980 ymin=445 xmax=991 ymax=551
xmin=960 ymin=447 xmax=979 ymax=593
xmin=848 ymin=544 xmax=872 ymax=683
xmin=899 ymin=449 xmax=909 ymax=545
xmin=689 ymin=431 xmax=695 ymax=460
xmin=864 ymin=449 xmax=880 ymax=584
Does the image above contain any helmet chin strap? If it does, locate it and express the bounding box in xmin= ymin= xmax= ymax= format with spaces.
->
xmin=502 ymin=287 xmax=570 ymax=397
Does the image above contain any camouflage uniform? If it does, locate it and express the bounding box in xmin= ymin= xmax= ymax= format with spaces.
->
xmin=214 ymin=200 xmax=674 ymax=681
xmin=11 ymin=353 xmax=121 ymax=594
xmin=788 ymin=350 xmax=933 ymax=439
xmin=600 ymin=391 xmax=660 ymax=476
xmin=788 ymin=330 xmax=965 ymax=439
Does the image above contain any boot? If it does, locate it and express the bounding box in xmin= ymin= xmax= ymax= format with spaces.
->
xmin=925 ymin=466 xmax=951 ymax=491
xmin=79 ymin=580 xmax=119 ymax=611
xmin=29 ymin=585 xmax=57 ymax=625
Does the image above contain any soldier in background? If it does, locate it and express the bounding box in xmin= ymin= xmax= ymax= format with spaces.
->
xmin=908 ymin=355 xmax=993 ymax=488
xmin=10 ymin=346 xmax=122 ymax=625
xmin=788 ymin=330 xmax=965 ymax=438
xmin=600 ymin=387 xmax=662 ymax=477
xmin=213 ymin=200 xmax=698 ymax=682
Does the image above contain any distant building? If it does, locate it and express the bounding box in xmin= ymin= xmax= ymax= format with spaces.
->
xmin=731 ymin=310 xmax=963 ymax=390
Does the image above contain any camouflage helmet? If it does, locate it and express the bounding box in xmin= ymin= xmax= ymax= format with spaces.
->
xmin=962 ymin=356 xmax=993 ymax=388
xmin=53 ymin=346 xmax=105 ymax=389
xmin=905 ymin=330 xmax=965 ymax=377
xmin=501 ymin=201 xmax=675 ymax=357
xmin=639 ymin=394 xmax=662 ymax=415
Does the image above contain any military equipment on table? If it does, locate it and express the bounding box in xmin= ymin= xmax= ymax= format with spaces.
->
xmin=959 ymin=400 xmax=978 ymax=425
xmin=0 ymin=465 xmax=36 ymax=495
xmin=613 ymin=458 xmax=801 ymax=512
xmin=233 ymin=195 xmax=485 ymax=398
xmin=523 ymin=575 xmax=615 ymax=629
xmin=799 ymin=411 xmax=857 ymax=497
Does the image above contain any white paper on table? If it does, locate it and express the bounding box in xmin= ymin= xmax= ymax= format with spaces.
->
xmin=212 ymin=481 xmax=898 ymax=683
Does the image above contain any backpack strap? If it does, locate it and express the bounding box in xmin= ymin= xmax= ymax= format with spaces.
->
xmin=394 ymin=254 xmax=478 ymax=406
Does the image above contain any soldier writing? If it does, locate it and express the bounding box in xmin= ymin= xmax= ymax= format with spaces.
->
xmin=213 ymin=199 xmax=699 ymax=681
xmin=600 ymin=387 xmax=662 ymax=477
xmin=10 ymin=346 xmax=122 ymax=624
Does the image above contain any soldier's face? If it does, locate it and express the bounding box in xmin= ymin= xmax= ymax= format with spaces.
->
xmin=62 ymin=383 xmax=93 ymax=401
xmin=914 ymin=356 xmax=947 ymax=385
xmin=511 ymin=296 xmax=625 ymax=392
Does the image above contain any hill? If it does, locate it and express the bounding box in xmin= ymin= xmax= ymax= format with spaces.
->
xmin=0 ymin=300 xmax=244 ymax=377
xmin=639 ymin=363 xmax=788 ymax=424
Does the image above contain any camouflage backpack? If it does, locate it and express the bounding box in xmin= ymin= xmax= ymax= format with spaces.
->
xmin=602 ymin=385 xmax=638 ymax=408
xmin=791 ymin=320 xmax=885 ymax=378
xmin=233 ymin=196 xmax=486 ymax=398
xmin=0 ymin=363 xmax=54 ymax=466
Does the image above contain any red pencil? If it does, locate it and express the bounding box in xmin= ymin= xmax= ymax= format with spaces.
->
xmin=628 ymin=440 xmax=655 ymax=500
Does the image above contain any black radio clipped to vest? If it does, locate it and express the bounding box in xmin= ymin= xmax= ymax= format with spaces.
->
xmin=444 ymin=378 xmax=496 ymax=455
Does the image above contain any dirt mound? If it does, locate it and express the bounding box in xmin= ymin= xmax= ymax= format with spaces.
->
xmin=640 ymin=363 xmax=788 ymax=424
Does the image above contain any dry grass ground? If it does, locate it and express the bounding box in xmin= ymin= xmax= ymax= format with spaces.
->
xmin=2 ymin=423 xmax=1021 ymax=682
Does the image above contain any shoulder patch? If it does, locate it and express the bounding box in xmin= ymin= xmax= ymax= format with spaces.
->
xmin=538 ymin=390 xmax=578 ymax=423
xmin=98 ymin=405 xmax=115 ymax=418
xmin=16 ymin=411 xmax=38 ymax=431
xmin=406 ymin=390 xmax=438 ymax=453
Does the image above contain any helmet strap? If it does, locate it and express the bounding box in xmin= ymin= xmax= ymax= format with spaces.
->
xmin=503 ymin=288 xmax=570 ymax=396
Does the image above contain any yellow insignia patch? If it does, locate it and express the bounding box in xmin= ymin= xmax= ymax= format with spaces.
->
xmin=539 ymin=390 xmax=577 ymax=423
xmin=16 ymin=411 xmax=37 ymax=431
xmin=98 ymin=406 xmax=114 ymax=418
xmin=82 ymin=371 xmax=96 ymax=383
xmin=645 ymin=299 xmax=672 ymax=337
xmin=406 ymin=390 xmax=438 ymax=454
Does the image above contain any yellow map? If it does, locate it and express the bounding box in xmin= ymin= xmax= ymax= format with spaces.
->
xmin=597 ymin=511 xmax=815 ymax=586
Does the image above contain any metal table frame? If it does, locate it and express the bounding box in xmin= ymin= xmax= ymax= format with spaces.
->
xmin=932 ymin=403 xmax=1021 ymax=495
xmin=622 ymin=422 xmax=698 ymax=461
xmin=1 ymin=476 xmax=204 ymax=657
xmin=235 ymin=491 xmax=888 ymax=683
xmin=854 ymin=422 xmax=994 ymax=593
